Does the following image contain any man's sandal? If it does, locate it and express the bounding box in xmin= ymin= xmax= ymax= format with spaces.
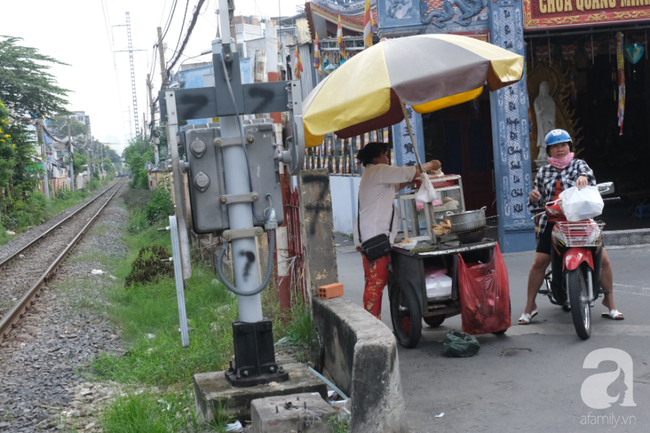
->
xmin=518 ymin=310 xmax=538 ymax=325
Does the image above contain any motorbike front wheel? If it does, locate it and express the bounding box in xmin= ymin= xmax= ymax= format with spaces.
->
xmin=567 ymin=267 xmax=591 ymax=340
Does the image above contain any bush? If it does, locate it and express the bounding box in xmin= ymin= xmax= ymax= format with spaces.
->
xmin=0 ymin=225 xmax=12 ymax=245
xmin=127 ymin=210 xmax=149 ymax=234
xmin=55 ymin=188 xmax=73 ymax=200
xmin=13 ymin=210 xmax=35 ymax=229
xmin=144 ymin=188 xmax=174 ymax=225
xmin=1 ymin=214 xmax=17 ymax=231
xmin=27 ymin=192 xmax=47 ymax=219
xmin=88 ymin=178 xmax=101 ymax=190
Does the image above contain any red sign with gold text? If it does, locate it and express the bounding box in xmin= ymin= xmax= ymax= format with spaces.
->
xmin=524 ymin=0 xmax=650 ymax=29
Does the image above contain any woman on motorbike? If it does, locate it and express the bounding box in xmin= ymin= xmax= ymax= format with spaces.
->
xmin=518 ymin=129 xmax=624 ymax=324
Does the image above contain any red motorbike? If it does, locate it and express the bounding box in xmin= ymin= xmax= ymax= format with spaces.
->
xmin=536 ymin=183 xmax=617 ymax=340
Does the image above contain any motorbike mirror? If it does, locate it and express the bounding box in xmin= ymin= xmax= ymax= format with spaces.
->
xmin=597 ymin=182 xmax=615 ymax=196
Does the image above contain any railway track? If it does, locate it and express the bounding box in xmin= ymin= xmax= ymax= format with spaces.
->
xmin=0 ymin=182 xmax=124 ymax=340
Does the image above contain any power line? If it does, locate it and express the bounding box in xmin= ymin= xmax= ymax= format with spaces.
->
xmin=100 ymin=0 xmax=116 ymax=66
xmin=166 ymin=0 xmax=207 ymax=76
xmin=100 ymin=0 xmax=127 ymax=151
xmin=167 ymin=0 xmax=191 ymax=69
xmin=158 ymin=0 xmax=170 ymax=26
xmin=161 ymin=0 xmax=179 ymax=42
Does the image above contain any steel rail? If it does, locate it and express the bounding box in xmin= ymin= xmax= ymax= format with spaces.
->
xmin=0 ymin=182 xmax=124 ymax=339
xmin=0 ymin=183 xmax=121 ymax=271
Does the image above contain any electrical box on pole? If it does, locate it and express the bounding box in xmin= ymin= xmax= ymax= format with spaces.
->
xmin=160 ymin=0 xmax=305 ymax=388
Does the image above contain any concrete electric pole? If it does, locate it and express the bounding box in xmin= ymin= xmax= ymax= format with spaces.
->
xmin=67 ymin=120 xmax=74 ymax=192
xmin=157 ymin=27 xmax=168 ymax=89
xmin=147 ymin=73 xmax=160 ymax=165
xmin=36 ymin=119 xmax=49 ymax=199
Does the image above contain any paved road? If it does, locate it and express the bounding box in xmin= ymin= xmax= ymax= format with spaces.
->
xmin=336 ymin=238 xmax=650 ymax=432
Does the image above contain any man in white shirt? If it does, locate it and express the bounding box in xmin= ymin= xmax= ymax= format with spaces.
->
xmin=353 ymin=142 xmax=440 ymax=319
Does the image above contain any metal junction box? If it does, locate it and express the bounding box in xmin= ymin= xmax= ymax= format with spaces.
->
xmin=183 ymin=119 xmax=283 ymax=234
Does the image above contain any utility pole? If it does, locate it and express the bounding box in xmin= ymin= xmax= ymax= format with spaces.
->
xmin=86 ymin=124 xmax=92 ymax=179
xmin=68 ymin=120 xmax=75 ymax=192
xmin=36 ymin=119 xmax=49 ymax=199
xmin=157 ymin=27 xmax=168 ymax=89
xmin=157 ymin=26 xmax=170 ymax=161
xmin=147 ymin=73 xmax=160 ymax=165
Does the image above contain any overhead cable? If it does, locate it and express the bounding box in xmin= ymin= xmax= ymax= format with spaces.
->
xmin=167 ymin=0 xmax=191 ymax=69
xmin=165 ymin=0 xmax=206 ymax=76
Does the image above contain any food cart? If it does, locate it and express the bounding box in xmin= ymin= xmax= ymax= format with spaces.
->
xmin=388 ymin=175 xmax=510 ymax=348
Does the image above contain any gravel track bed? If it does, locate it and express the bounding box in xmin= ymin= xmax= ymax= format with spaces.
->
xmin=0 ymin=184 xmax=120 ymax=319
xmin=0 ymin=183 xmax=117 ymax=263
xmin=0 ymin=185 xmax=129 ymax=432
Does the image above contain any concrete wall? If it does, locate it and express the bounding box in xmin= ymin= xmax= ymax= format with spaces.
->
xmin=312 ymin=297 xmax=408 ymax=433
xmin=330 ymin=175 xmax=360 ymax=236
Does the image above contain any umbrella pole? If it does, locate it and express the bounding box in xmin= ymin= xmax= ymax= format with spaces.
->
xmin=399 ymin=100 xmax=425 ymax=173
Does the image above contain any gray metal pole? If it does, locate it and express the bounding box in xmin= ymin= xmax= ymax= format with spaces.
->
xmin=215 ymin=0 xmax=263 ymax=323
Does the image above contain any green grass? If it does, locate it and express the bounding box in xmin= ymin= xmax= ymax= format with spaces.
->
xmin=47 ymin=189 xmax=91 ymax=216
xmin=90 ymin=263 xmax=237 ymax=385
xmin=284 ymin=299 xmax=314 ymax=348
xmin=85 ymin=189 xmax=240 ymax=386
xmin=99 ymin=389 xmax=204 ymax=433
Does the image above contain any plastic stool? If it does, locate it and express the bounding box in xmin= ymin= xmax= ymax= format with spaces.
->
xmin=634 ymin=205 xmax=650 ymax=219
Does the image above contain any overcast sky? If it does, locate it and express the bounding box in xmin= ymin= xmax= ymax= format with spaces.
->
xmin=3 ymin=0 xmax=305 ymax=154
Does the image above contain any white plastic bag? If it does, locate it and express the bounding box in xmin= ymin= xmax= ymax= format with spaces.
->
xmin=559 ymin=186 xmax=604 ymax=221
xmin=415 ymin=174 xmax=439 ymax=203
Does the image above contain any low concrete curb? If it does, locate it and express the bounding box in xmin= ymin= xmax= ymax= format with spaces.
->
xmin=604 ymin=229 xmax=650 ymax=247
xmin=312 ymin=297 xmax=409 ymax=433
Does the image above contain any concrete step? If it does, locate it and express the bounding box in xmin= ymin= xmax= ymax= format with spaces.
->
xmin=603 ymin=228 xmax=650 ymax=247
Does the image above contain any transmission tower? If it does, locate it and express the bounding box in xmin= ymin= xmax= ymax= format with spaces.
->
xmin=114 ymin=12 xmax=146 ymax=138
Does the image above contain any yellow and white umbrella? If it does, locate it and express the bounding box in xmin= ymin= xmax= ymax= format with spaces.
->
xmin=303 ymin=34 xmax=524 ymax=150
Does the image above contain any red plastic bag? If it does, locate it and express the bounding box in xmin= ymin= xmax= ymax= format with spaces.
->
xmin=458 ymin=244 xmax=511 ymax=335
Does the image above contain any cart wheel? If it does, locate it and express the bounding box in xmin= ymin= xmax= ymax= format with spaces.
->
xmin=423 ymin=315 xmax=445 ymax=327
xmin=390 ymin=283 xmax=422 ymax=348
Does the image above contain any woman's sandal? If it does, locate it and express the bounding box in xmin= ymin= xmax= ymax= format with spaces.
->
xmin=601 ymin=309 xmax=624 ymax=320
xmin=518 ymin=310 xmax=538 ymax=325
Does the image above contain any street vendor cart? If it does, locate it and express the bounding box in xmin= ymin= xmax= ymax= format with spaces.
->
xmin=390 ymin=238 xmax=506 ymax=348
xmin=388 ymin=175 xmax=511 ymax=348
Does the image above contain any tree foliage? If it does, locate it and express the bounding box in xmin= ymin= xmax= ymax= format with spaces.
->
xmin=0 ymin=37 xmax=68 ymax=227
xmin=0 ymin=36 xmax=69 ymax=117
xmin=123 ymin=134 xmax=153 ymax=188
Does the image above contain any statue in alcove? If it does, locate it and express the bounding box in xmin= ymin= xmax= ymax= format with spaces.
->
xmin=534 ymin=81 xmax=556 ymax=168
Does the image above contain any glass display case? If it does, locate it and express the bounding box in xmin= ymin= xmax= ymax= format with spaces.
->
xmin=397 ymin=175 xmax=465 ymax=241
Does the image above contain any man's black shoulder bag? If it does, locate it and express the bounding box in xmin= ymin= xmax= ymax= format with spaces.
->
xmin=358 ymin=198 xmax=395 ymax=261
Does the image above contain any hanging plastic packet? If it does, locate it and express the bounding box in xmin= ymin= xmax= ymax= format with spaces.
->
xmin=415 ymin=173 xmax=439 ymax=204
